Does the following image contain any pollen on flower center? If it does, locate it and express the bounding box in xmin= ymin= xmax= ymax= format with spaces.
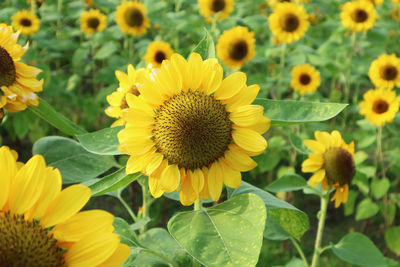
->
xmin=152 ymin=90 xmax=233 ymax=170
xmin=229 ymin=40 xmax=248 ymax=60
xmin=323 ymin=147 xmax=355 ymax=186
xmin=20 ymin=18 xmax=32 ymax=27
xmin=381 ymin=65 xmax=398 ymax=80
xmin=372 ymin=99 xmax=389 ymax=114
xmin=211 ymin=0 xmax=226 ymax=12
xmin=299 ymin=73 xmax=311 ymax=85
xmin=352 ymin=9 xmax=368 ymax=23
xmin=87 ymin=18 xmax=100 ymax=29
xmin=154 ymin=51 xmax=166 ymax=64
xmin=0 ymin=46 xmax=16 ymax=87
xmin=0 ymin=212 xmax=66 ymax=267
xmin=281 ymin=13 xmax=300 ymax=32
xmin=125 ymin=7 xmax=144 ymax=27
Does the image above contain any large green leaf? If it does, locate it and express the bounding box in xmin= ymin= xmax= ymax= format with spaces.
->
xmin=192 ymin=28 xmax=216 ymax=59
xmin=254 ymin=99 xmax=347 ymax=125
xmin=266 ymin=174 xmax=307 ymax=193
xmin=77 ymin=126 xmax=123 ymax=155
xmin=385 ymin=226 xmax=400 ymax=256
xmin=371 ymin=178 xmax=390 ymax=200
xmin=168 ymin=193 xmax=266 ymax=267
xmin=355 ymin=198 xmax=379 ymax=221
xmin=113 ymin=217 xmax=140 ymax=247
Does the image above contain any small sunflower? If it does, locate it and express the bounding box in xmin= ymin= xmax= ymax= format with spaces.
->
xmin=359 ymin=88 xmax=400 ymax=126
xmin=268 ymin=2 xmax=309 ymax=44
xmin=80 ymin=9 xmax=107 ymax=35
xmin=290 ymin=64 xmax=321 ymax=95
xmin=115 ymin=1 xmax=150 ymax=36
xmin=198 ymin=0 xmax=234 ymax=22
xmin=302 ymin=131 xmax=355 ymax=208
xmin=267 ymin=0 xmax=299 ymax=9
xmin=369 ymin=54 xmax=400 ymax=89
xmin=216 ymin=26 xmax=256 ymax=70
xmin=340 ymin=0 xmax=376 ymax=33
xmin=144 ymin=41 xmax=174 ymax=68
xmin=0 ymin=146 xmax=130 ymax=266
xmin=118 ymin=53 xmax=270 ymax=206
xmin=0 ymin=24 xmax=43 ymax=113
xmin=11 ymin=10 xmax=40 ymax=36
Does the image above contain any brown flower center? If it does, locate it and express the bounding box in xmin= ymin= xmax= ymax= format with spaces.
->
xmin=352 ymin=9 xmax=368 ymax=23
xmin=380 ymin=65 xmax=398 ymax=81
xmin=20 ymin=18 xmax=32 ymax=27
xmin=0 ymin=46 xmax=16 ymax=87
xmin=281 ymin=13 xmax=300 ymax=32
xmin=229 ymin=40 xmax=248 ymax=61
xmin=323 ymin=147 xmax=355 ymax=186
xmin=372 ymin=99 xmax=389 ymax=114
xmin=211 ymin=0 xmax=226 ymax=12
xmin=124 ymin=7 xmax=144 ymax=27
xmin=299 ymin=73 xmax=311 ymax=85
xmin=154 ymin=51 xmax=166 ymax=64
xmin=87 ymin=17 xmax=100 ymax=29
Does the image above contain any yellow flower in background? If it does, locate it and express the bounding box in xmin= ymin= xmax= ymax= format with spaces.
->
xmin=0 ymin=24 xmax=43 ymax=113
xmin=302 ymin=131 xmax=355 ymax=208
xmin=216 ymin=26 xmax=256 ymax=70
xmin=359 ymin=88 xmax=400 ymax=126
xmin=11 ymin=10 xmax=40 ymax=36
xmin=115 ymin=1 xmax=150 ymax=36
xmin=368 ymin=0 xmax=384 ymax=5
xmin=340 ymin=0 xmax=376 ymax=33
xmin=268 ymin=2 xmax=309 ymax=44
xmin=118 ymin=53 xmax=270 ymax=206
xmin=267 ymin=0 xmax=300 ymax=9
xmin=80 ymin=9 xmax=107 ymax=35
xmin=198 ymin=0 xmax=234 ymax=22
xmin=392 ymin=0 xmax=400 ymax=5
xmin=369 ymin=54 xmax=400 ymax=89
xmin=290 ymin=64 xmax=321 ymax=95
xmin=0 ymin=146 xmax=130 ymax=266
xmin=144 ymin=41 xmax=174 ymax=68
xmin=84 ymin=0 xmax=94 ymax=6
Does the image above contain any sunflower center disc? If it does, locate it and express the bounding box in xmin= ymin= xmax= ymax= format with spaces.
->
xmin=229 ymin=40 xmax=248 ymax=60
xmin=0 ymin=212 xmax=66 ymax=267
xmin=153 ymin=91 xmax=233 ymax=170
xmin=373 ymin=99 xmax=389 ymax=114
xmin=87 ymin=18 xmax=100 ymax=29
xmin=211 ymin=0 xmax=226 ymax=12
xmin=299 ymin=74 xmax=311 ymax=85
xmin=154 ymin=51 xmax=166 ymax=64
xmin=352 ymin=9 xmax=368 ymax=23
xmin=282 ymin=13 xmax=300 ymax=32
xmin=20 ymin=18 xmax=32 ymax=27
xmin=323 ymin=147 xmax=355 ymax=186
xmin=125 ymin=7 xmax=144 ymax=27
xmin=381 ymin=65 xmax=398 ymax=80
xmin=0 ymin=46 xmax=16 ymax=87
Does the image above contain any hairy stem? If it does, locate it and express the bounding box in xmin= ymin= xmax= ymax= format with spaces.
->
xmin=311 ymin=192 xmax=329 ymax=267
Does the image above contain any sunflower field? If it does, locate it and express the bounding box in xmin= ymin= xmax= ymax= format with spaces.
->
xmin=1 ymin=0 xmax=400 ymax=266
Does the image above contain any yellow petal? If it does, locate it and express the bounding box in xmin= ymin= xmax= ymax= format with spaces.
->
xmin=190 ymin=169 xmax=204 ymax=195
xmin=207 ymin=162 xmax=224 ymax=201
xmin=160 ymin=164 xmax=180 ymax=193
xmin=125 ymin=151 xmax=155 ymax=174
xmin=148 ymin=176 xmax=164 ymax=198
xmin=122 ymin=108 xmax=154 ymax=126
xmin=229 ymin=105 xmax=264 ymax=127
xmin=200 ymin=58 xmax=223 ymax=95
xmin=308 ymin=169 xmax=326 ymax=187
xmin=214 ymin=72 xmax=246 ymax=100
xmin=301 ymin=159 xmax=323 ymax=173
xmin=0 ymin=147 xmax=16 ymax=210
xmin=187 ymin=53 xmax=203 ymax=90
xmin=224 ymin=84 xmax=260 ymax=112
xmin=199 ymin=167 xmax=211 ymax=200
xmin=304 ymin=140 xmax=325 ymax=153
xmin=220 ymin=159 xmax=242 ymax=188
xmin=179 ymin=174 xmax=197 ymax=206
xmin=223 ymin=144 xmax=258 ymax=171
xmin=145 ymin=152 xmax=164 ymax=176
xmin=232 ymin=128 xmax=267 ymax=154
xmin=315 ymin=131 xmax=333 ymax=148
xmin=97 ymin=244 xmax=130 ymax=267
xmin=245 ymin=116 xmax=271 ymax=135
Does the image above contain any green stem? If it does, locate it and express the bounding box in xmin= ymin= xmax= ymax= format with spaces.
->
xmin=290 ymin=237 xmax=309 ymax=267
xmin=57 ymin=0 xmax=63 ymax=36
xmin=377 ymin=126 xmax=385 ymax=179
xmin=30 ymin=0 xmax=36 ymax=14
xmin=310 ymin=192 xmax=329 ymax=267
xmin=118 ymin=195 xmax=138 ymax=223
xmin=277 ymin=43 xmax=287 ymax=100
xmin=193 ymin=199 xmax=202 ymax=267
xmin=140 ymin=179 xmax=152 ymax=233
xmin=143 ymin=249 xmax=179 ymax=267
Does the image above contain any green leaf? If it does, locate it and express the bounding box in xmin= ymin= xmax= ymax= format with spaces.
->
xmin=285 ymin=257 xmax=306 ymax=267
xmin=168 ymin=193 xmax=266 ymax=267
xmin=254 ymin=99 xmax=347 ymax=125
xmin=113 ymin=217 xmax=140 ymax=247
xmin=355 ymin=198 xmax=379 ymax=221
xmin=33 ymin=136 xmax=115 ymax=184
xmin=192 ymin=28 xmax=215 ymax=59
xmin=266 ymin=174 xmax=307 ymax=193
xmin=289 ymin=132 xmax=308 ymax=154
xmin=343 ymin=190 xmax=358 ymax=216
xmin=385 ymin=226 xmax=400 ymax=256
xmin=371 ymin=178 xmax=390 ymax=200
xmin=94 ymin=41 xmax=118 ymax=60
xmin=77 ymin=126 xmax=123 ymax=155
xmin=331 ymin=232 xmax=386 ymax=267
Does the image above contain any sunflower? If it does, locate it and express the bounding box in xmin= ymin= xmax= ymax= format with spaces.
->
xmin=84 ymin=0 xmax=94 ymax=6
xmin=369 ymin=54 xmax=400 ymax=89
xmin=0 ymin=146 xmax=130 ymax=266
xmin=144 ymin=41 xmax=174 ymax=68
xmin=80 ymin=9 xmax=107 ymax=35
xmin=0 ymin=24 xmax=43 ymax=113
xmin=216 ymin=26 xmax=256 ymax=70
xmin=118 ymin=53 xmax=270 ymax=206
xmin=11 ymin=10 xmax=40 ymax=36
xmin=115 ymin=1 xmax=150 ymax=36
xmin=198 ymin=0 xmax=234 ymax=22
xmin=267 ymin=0 xmax=300 ymax=9
xmin=393 ymin=0 xmax=400 ymax=5
xmin=340 ymin=0 xmax=376 ymax=33
xmin=368 ymin=0 xmax=384 ymax=5
xmin=268 ymin=2 xmax=309 ymax=44
xmin=290 ymin=64 xmax=321 ymax=95
xmin=302 ymin=131 xmax=355 ymax=208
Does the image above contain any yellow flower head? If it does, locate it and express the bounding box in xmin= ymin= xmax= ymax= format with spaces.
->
xmin=198 ymin=0 xmax=234 ymax=22
xmin=144 ymin=41 xmax=174 ymax=68
xmin=368 ymin=54 xmax=400 ymax=89
xmin=11 ymin=10 xmax=40 ymax=36
xmin=115 ymin=1 xmax=150 ymax=36
xmin=0 ymin=24 xmax=43 ymax=113
xmin=216 ymin=26 xmax=256 ymax=70
xmin=267 ymin=0 xmax=302 ymax=9
xmin=290 ymin=64 xmax=321 ymax=95
xmin=0 ymin=146 xmax=130 ymax=266
xmin=359 ymin=88 xmax=400 ymax=126
xmin=80 ymin=9 xmax=107 ymax=35
xmin=340 ymin=0 xmax=376 ymax=33
xmin=302 ymin=131 xmax=355 ymax=208
xmin=268 ymin=2 xmax=309 ymax=44
xmin=392 ymin=0 xmax=400 ymax=5
xmin=118 ymin=53 xmax=270 ymax=206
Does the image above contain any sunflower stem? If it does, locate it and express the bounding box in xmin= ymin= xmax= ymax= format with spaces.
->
xmin=310 ymin=192 xmax=329 ymax=267
xmin=56 ymin=0 xmax=63 ymax=37
xmin=140 ymin=179 xmax=151 ymax=233
xmin=377 ymin=126 xmax=389 ymax=226
xmin=277 ymin=43 xmax=287 ymax=100
xmin=118 ymin=195 xmax=138 ymax=223
xmin=290 ymin=237 xmax=309 ymax=267
xmin=143 ymin=248 xmax=179 ymax=267
xmin=192 ymin=199 xmax=202 ymax=267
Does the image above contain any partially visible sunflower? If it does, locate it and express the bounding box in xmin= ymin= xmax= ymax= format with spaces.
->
xmin=118 ymin=53 xmax=270 ymax=206
xmin=0 ymin=146 xmax=130 ymax=266
xmin=198 ymin=0 xmax=234 ymax=22
xmin=80 ymin=9 xmax=107 ymax=35
xmin=290 ymin=64 xmax=321 ymax=95
xmin=359 ymin=88 xmax=400 ymax=126
xmin=267 ymin=0 xmax=299 ymax=9
xmin=368 ymin=0 xmax=384 ymax=5
xmin=144 ymin=41 xmax=174 ymax=68
xmin=302 ymin=131 xmax=355 ymax=208
xmin=11 ymin=10 xmax=40 ymax=36
xmin=115 ymin=1 xmax=150 ymax=36
xmin=340 ymin=0 xmax=376 ymax=33
xmin=268 ymin=2 xmax=309 ymax=44
xmin=216 ymin=26 xmax=256 ymax=70
xmin=392 ymin=0 xmax=400 ymax=5
xmin=369 ymin=54 xmax=400 ymax=89
xmin=84 ymin=0 xmax=94 ymax=6
xmin=0 ymin=24 xmax=43 ymax=113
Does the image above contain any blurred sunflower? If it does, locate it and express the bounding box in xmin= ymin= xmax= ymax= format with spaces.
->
xmin=84 ymin=0 xmax=94 ymax=6
xmin=216 ymin=26 xmax=255 ymax=70
xmin=340 ymin=0 xmax=376 ymax=33
xmin=302 ymin=131 xmax=355 ymax=208
xmin=267 ymin=0 xmax=300 ymax=9
xmin=369 ymin=54 xmax=400 ymax=89
xmin=359 ymin=88 xmax=400 ymax=126
xmin=0 ymin=146 xmax=130 ymax=266
xmin=144 ymin=41 xmax=174 ymax=68
xmin=11 ymin=10 xmax=40 ymax=36
xmin=198 ymin=0 xmax=234 ymax=22
xmin=115 ymin=1 xmax=150 ymax=36
xmin=118 ymin=53 xmax=270 ymax=206
xmin=392 ymin=0 xmax=400 ymax=5
xmin=0 ymin=24 xmax=43 ymax=113
xmin=290 ymin=64 xmax=320 ymax=95
xmin=80 ymin=9 xmax=107 ymax=35
xmin=368 ymin=0 xmax=384 ymax=5
xmin=268 ymin=2 xmax=309 ymax=44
